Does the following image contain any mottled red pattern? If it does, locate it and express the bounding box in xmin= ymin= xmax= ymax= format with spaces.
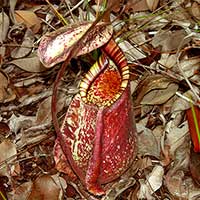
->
xmin=52 ymin=36 xmax=137 ymax=196
xmin=54 ymin=85 xmax=137 ymax=195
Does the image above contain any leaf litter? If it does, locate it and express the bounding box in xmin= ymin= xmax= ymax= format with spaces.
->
xmin=0 ymin=0 xmax=200 ymax=199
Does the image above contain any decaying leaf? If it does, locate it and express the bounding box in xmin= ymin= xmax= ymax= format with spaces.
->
xmin=35 ymin=93 xmax=66 ymax=125
xmin=8 ymin=52 xmax=47 ymax=72
xmin=118 ymin=40 xmax=146 ymax=62
xmin=35 ymin=96 xmax=52 ymax=125
xmin=9 ymin=181 xmax=33 ymax=200
xmin=146 ymin=165 xmax=164 ymax=193
xmin=0 ymin=12 xmax=10 ymax=42
xmin=0 ymin=71 xmax=8 ymax=102
xmin=158 ymin=54 xmax=177 ymax=69
xmin=28 ymin=175 xmax=66 ymax=200
xmin=191 ymin=2 xmax=200 ymax=20
xmin=141 ymin=83 xmax=178 ymax=105
xmin=165 ymin=126 xmax=190 ymax=197
xmin=152 ymin=30 xmax=187 ymax=52
xmin=125 ymin=0 xmax=149 ymax=12
xmin=146 ymin=0 xmax=159 ymax=11
xmin=9 ymin=113 xmax=36 ymax=134
xmin=0 ymin=122 xmax=10 ymax=139
xmin=110 ymin=14 xmax=125 ymax=32
xmin=171 ymin=90 xmax=192 ymax=113
xmin=38 ymin=22 xmax=113 ymax=68
xmin=7 ymin=23 xmax=26 ymax=43
xmin=15 ymin=10 xmax=41 ymax=33
xmin=11 ymin=29 xmax=35 ymax=59
xmin=165 ymin=121 xmax=189 ymax=157
xmin=165 ymin=170 xmax=200 ymax=199
xmin=102 ymin=178 xmax=136 ymax=200
xmin=134 ymin=74 xmax=178 ymax=106
xmin=137 ymin=165 xmax=164 ymax=199
xmin=177 ymin=57 xmax=200 ymax=83
xmin=0 ymin=139 xmax=19 ymax=177
xmin=0 ymin=71 xmax=16 ymax=103
xmin=9 ymin=0 xmax=17 ymax=23
xmin=189 ymin=148 xmax=200 ymax=185
xmin=137 ymin=157 xmax=153 ymax=171
xmin=137 ymin=123 xmax=160 ymax=158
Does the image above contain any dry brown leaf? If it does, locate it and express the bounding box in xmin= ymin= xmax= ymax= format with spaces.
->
xmin=137 ymin=157 xmax=153 ymax=171
xmin=177 ymin=57 xmax=200 ymax=83
xmin=28 ymin=175 xmax=63 ymax=200
xmin=158 ymin=54 xmax=176 ymax=69
xmin=35 ymin=93 xmax=66 ymax=125
xmin=141 ymin=83 xmax=178 ymax=105
xmin=152 ymin=30 xmax=187 ymax=52
xmin=137 ymin=165 xmax=164 ymax=199
xmin=118 ymin=40 xmax=146 ymax=62
xmin=11 ymin=29 xmax=35 ymax=59
xmin=10 ymin=181 xmax=33 ymax=200
xmin=191 ymin=2 xmax=200 ymax=20
xmin=166 ymin=170 xmax=200 ymax=199
xmin=137 ymin=123 xmax=160 ymax=158
xmin=146 ymin=0 xmax=159 ymax=11
xmin=0 ymin=122 xmax=10 ymax=136
xmin=0 ymin=71 xmax=16 ymax=103
xmin=102 ymin=178 xmax=136 ymax=200
xmin=9 ymin=0 xmax=17 ymax=23
xmin=8 ymin=53 xmax=47 ymax=72
xmin=190 ymin=149 xmax=200 ymax=185
xmin=171 ymin=91 xmax=192 ymax=113
xmin=125 ymin=0 xmax=149 ymax=12
xmin=166 ymin=121 xmax=189 ymax=157
xmin=0 ymin=139 xmax=19 ymax=177
xmin=110 ymin=14 xmax=125 ymax=32
xmin=35 ymin=96 xmax=52 ymax=125
xmin=134 ymin=75 xmax=178 ymax=106
xmin=0 ymin=71 xmax=8 ymax=102
xmin=0 ymin=12 xmax=10 ymax=42
xmin=0 ymin=12 xmax=10 ymax=64
xmin=15 ymin=10 xmax=41 ymax=33
xmin=9 ymin=114 xmax=36 ymax=134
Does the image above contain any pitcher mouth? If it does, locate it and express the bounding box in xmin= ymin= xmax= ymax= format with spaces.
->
xmin=79 ymin=54 xmax=129 ymax=107
xmin=79 ymin=45 xmax=130 ymax=107
xmin=87 ymin=65 xmax=122 ymax=107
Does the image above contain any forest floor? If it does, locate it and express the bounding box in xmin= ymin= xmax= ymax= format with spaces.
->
xmin=0 ymin=0 xmax=200 ymax=199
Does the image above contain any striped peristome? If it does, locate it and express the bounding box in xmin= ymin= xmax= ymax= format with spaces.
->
xmin=79 ymin=38 xmax=129 ymax=107
xmin=79 ymin=53 xmax=109 ymax=104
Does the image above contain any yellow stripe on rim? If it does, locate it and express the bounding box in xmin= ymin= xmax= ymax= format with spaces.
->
xmin=79 ymin=39 xmax=130 ymax=107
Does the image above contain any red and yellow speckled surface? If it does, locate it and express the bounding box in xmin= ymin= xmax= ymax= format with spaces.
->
xmin=53 ymin=54 xmax=137 ymax=195
xmin=54 ymin=85 xmax=136 ymax=194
